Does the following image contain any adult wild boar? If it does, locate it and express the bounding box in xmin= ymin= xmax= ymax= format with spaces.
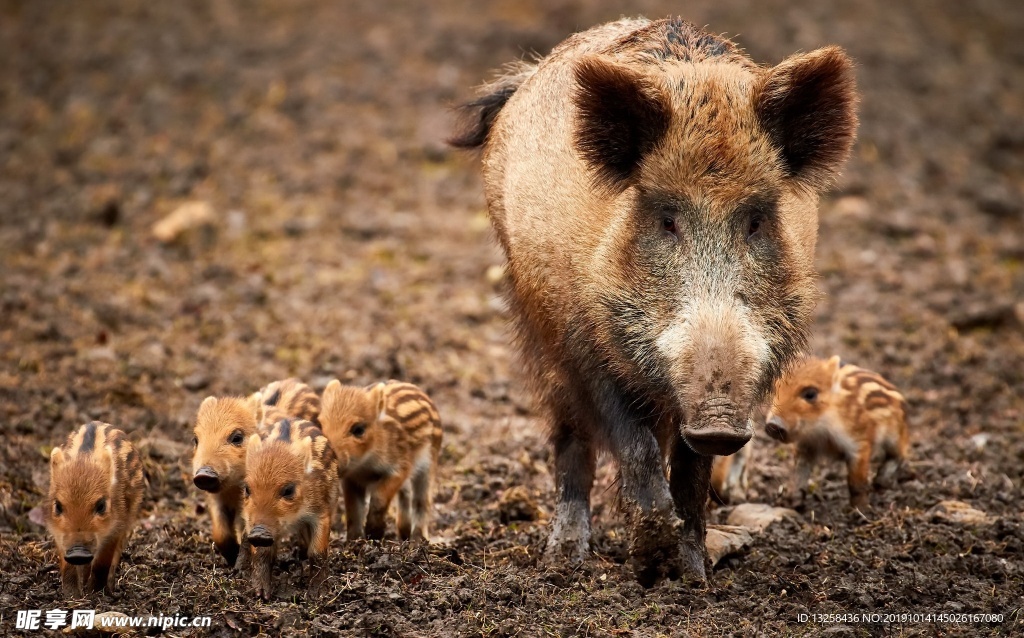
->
xmin=452 ymin=17 xmax=857 ymax=584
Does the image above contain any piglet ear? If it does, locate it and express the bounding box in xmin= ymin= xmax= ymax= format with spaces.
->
xmin=298 ymin=436 xmax=315 ymax=474
xmin=248 ymin=392 xmax=263 ymax=425
xmin=369 ymin=383 xmax=387 ymax=421
xmin=323 ymin=379 xmax=341 ymax=400
xmin=827 ymin=355 xmax=843 ymax=370
xmin=246 ymin=434 xmax=262 ymax=459
xmin=754 ymin=46 xmax=858 ymax=190
xmin=50 ymin=447 xmax=65 ymax=468
xmin=573 ymin=56 xmax=672 ymax=190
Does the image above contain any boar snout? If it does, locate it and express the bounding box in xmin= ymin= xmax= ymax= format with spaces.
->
xmin=64 ymin=545 xmax=93 ymax=566
xmin=682 ymin=400 xmax=752 ymax=456
xmin=193 ymin=466 xmax=221 ymax=493
xmin=765 ymin=415 xmax=789 ymax=442
xmin=247 ymin=525 xmax=274 ymax=547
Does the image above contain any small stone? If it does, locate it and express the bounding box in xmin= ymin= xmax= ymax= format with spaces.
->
xmin=705 ymin=524 xmax=753 ymax=566
xmin=497 ymin=486 xmax=541 ymax=523
xmin=970 ymin=433 xmax=990 ymax=450
xmin=152 ymin=201 xmax=215 ymax=243
xmin=182 ymin=373 xmax=210 ymax=391
xmin=727 ymin=503 xmax=799 ymax=532
xmin=928 ymin=500 xmax=993 ymax=526
xmin=139 ymin=433 xmax=190 ymax=461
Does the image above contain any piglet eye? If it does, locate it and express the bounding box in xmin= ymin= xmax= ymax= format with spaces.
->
xmin=280 ymin=483 xmax=296 ymax=500
xmin=242 ymin=484 xmax=251 ymax=498
xmin=192 ymin=436 xmax=198 ymax=448
xmin=94 ymin=498 xmax=107 ymax=515
xmin=800 ymin=387 xmax=819 ymax=402
xmin=350 ymin=423 xmax=367 ymax=438
xmin=54 ymin=501 xmax=63 ymax=516
xmin=228 ymin=430 xmax=245 ymax=446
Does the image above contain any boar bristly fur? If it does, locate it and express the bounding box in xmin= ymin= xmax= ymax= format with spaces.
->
xmin=46 ymin=422 xmax=144 ymax=596
xmin=453 ymin=17 xmax=857 ymax=585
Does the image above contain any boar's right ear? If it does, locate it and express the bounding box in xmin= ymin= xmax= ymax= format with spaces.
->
xmin=572 ymin=57 xmax=672 ymax=190
xmin=754 ymin=46 xmax=858 ymax=191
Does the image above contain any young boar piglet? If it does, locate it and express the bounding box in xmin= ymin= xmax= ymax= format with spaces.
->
xmin=319 ymin=380 xmax=443 ymax=542
xmin=765 ymin=355 xmax=909 ymax=507
xmin=242 ymin=418 xmax=339 ymax=600
xmin=452 ymin=16 xmax=857 ymax=584
xmin=46 ymin=422 xmax=144 ymax=596
xmin=191 ymin=378 xmax=320 ymax=568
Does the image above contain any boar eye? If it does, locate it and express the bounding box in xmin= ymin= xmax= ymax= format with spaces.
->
xmin=662 ymin=216 xmax=678 ymax=237
xmin=747 ymin=213 xmax=766 ymax=240
xmin=228 ymin=429 xmax=245 ymax=446
xmin=94 ymin=498 xmax=107 ymax=515
xmin=54 ymin=501 xmax=63 ymax=516
xmin=800 ymin=387 xmax=819 ymax=403
xmin=280 ymin=483 xmax=296 ymax=500
xmin=350 ymin=422 xmax=367 ymax=438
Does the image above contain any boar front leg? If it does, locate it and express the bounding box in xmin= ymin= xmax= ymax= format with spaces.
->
xmin=59 ymin=556 xmax=84 ymax=598
xmin=211 ymin=499 xmax=241 ymax=568
xmin=544 ymin=420 xmax=596 ymax=565
xmin=669 ymin=437 xmax=713 ymax=579
xmin=366 ymin=474 xmax=404 ymax=540
xmin=251 ymin=546 xmax=275 ymax=601
xmin=343 ymin=479 xmax=368 ymax=540
xmin=305 ymin=513 xmax=332 ymax=595
xmin=600 ymin=391 xmax=689 ymax=586
xmin=91 ymin=536 xmax=124 ymax=594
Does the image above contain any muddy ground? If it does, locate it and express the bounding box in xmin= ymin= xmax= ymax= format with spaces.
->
xmin=1 ymin=0 xmax=1022 ymax=636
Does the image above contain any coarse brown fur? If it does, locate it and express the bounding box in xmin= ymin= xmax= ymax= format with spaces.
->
xmin=319 ymin=380 xmax=443 ymax=542
xmin=765 ymin=355 xmax=910 ymax=507
xmin=46 ymin=422 xmax=145 ymax=596
xmin=453 ymin=17 xmax=857 ymax=584
xmin=242 ymin=418 xmax=339 ymax=600
xmin=191 ymin=379 xmax=320 ymax=568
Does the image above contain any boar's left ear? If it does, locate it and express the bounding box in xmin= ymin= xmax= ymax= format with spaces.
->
xmin=572 ymin=56 xmax=672 ymax=190
xmin=754 ymin=46 xmax=858 ymax=190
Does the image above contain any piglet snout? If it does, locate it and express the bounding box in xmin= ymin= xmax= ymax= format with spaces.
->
xmin=64 ymin=545 xmax=93 ymax=566
xmin=765 ymin=416 xmax=789 ymax=442
xmin=247 ymin=525 xmax=274 ymax=547
xmin=192 ymin=467 xmax=221 ymax=493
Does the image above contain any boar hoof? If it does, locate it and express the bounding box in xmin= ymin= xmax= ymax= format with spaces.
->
xmin=544 ymin=501 xmax=591 ymax=565
xmin=628 ymin=508 xmax=705 ymax=587
xmin=682 ymin=417 xmax=752 ymax=457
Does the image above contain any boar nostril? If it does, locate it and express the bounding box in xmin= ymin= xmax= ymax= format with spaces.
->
xmin=64 ymin=546 xmax=93 ymax=565
xmin=193 ymin=467 xmax=221 ymax=493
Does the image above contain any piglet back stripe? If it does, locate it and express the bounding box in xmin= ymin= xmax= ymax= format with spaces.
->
xmin=79 ymin=422 xmax=99 ymax=454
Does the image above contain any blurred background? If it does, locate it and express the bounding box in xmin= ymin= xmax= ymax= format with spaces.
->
xmin=0 ymin=0 xmax=1021 ymax=634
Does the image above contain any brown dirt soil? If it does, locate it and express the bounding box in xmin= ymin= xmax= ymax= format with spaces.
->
xmin=1 ymin=0 xmax=1022 ymax=636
